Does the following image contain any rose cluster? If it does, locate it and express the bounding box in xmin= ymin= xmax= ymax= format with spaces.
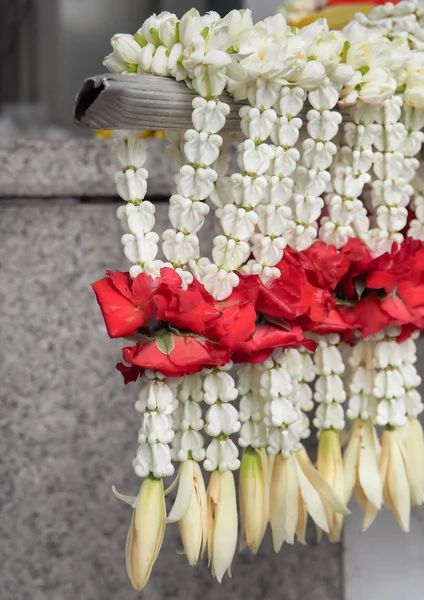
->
xmin=92 ymin=237 xmax=424 ymax=380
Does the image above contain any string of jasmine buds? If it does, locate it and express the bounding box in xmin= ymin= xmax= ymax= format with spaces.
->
xmin=241 ymin=86 xmax=304 ymax=284
xmin=202 ymin=363 xmax=240 ymax=582
xmin=131 ymin=370 xmax=179 ymax=479
xmin=166 ymin=373 xmax=208 ymax=568
xmin=162 ymin=98 xmax=230 ymax=278
xmin=360 ymin=326 xmax=413 ymax=531
xmin=401 ymin=334 xmax=424 ymax=507
xmin=319 ymin=101 xmax=375 ymax=247
xmin=408 ymin=163 xmax=424 ymax=239
xmin=237 ymin=362 xmax=269 ymax=554
xmin=313 ymin=333 xmax=347 ymax=542
xmin=196 ymin=97 xmax=273 ymax=299
xmin=208 ymin=132 xmax=234 ymax=211
xmin=112 ymin=133 xmax=162 ymax=278
xmin=406 ymin=112 xmax=424 ymax=238
xmin=366 ymin=96 xmax=418 ymax=256
xmin=290 ymin=80 xmax=342 ymax=250
xmin=343 ymin=337 xmax=383 ymax=527
xmin=268 ymin=347 xmax=349 ymax=548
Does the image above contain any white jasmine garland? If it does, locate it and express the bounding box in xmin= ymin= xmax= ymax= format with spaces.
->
xmin=167 ymin=374 xmax=208 ymax=568
xmin=266 ymin=347 xmax=349 ymax=548
xmin=202 ymin=363 xmax=240 ymax=581
xmin=100 ymin=5 xmax=424 ymax=590
xmin=313 ymin=334 xmax=347 ymax=432
xmin=313 ymin=334 xmax=348 ymax=542
xmin=203 ymin=363 xmax=241 ymax=472
xmin=112 ymin=131 xmax=163 ymax=278
xmin=408 ymin=162 xmax=424 ymax=239
xmin=343 ymin=338 xmax=383 ymax=527
xmin=360 ymin=326 xmax=418 ymax=532
xmin=366 ymin=96 xmax=419 ymax=255
xmin=132 ymin=370 xmax=180 ymax=478
xmin=162 ymin=96 xmax=230 ymax=277
xmin=319 ymin=101 xmax=376 ymax=247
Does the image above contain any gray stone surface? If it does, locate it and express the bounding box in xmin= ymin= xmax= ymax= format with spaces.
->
xmin=0 ymin=139 xmax=171 ymax=198
xmin=0 ymin=200 xmax=342 ymax=600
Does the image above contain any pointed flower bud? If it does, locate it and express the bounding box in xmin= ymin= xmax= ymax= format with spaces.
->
xmin=114 ymin=476 xmax=166 ymax=591
xmin=239 ymin=448 xmax=268 ymax=554
xmin=270 ymin=447 xmax=349 ymax=549
xmin=365 ymin=428 xmax=412 ymax=532
xmin=317 ymin=429 xmax=347 ymax=541
xmin=166 ymin=459 xmax=208 ymax=566
xmin=404 ymin=417 xmax=424 ymax=507
xmin=207 ymin=470 xmax=238 ymax=582
xmin=343 ymin=419 xmax=383 ymax=525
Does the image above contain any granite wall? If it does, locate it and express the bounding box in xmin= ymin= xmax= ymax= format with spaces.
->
xmin=0 ymin=200 xmax=342 ymax=600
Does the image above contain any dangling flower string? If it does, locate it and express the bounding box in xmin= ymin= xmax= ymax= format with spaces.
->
xmin=202 ymin=363 xmax=240 ymax=581
xmin=313 ymin=334 xmax=348 ymax=541
xmin=93 ymin=4 xmax=424 ymax=591
xmin=112 ymin=370 xmax=179 ymax=590
xmin=166 ymin=373 xmax=208 ymax=567
xmin=343 ymin=337 xmax=383 ymax=528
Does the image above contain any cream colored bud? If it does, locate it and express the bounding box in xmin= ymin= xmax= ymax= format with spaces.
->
xmin=380 ymin=428 xmax=411 ymax=532
xmin=240 ymin=448 xmax=268 ymax=554
xmin=404 ymin=417 xmax=424 ymax=506
xmin=270 ymin=453 xmax=299 ymax=551
xmin=207 ymin=469 xmax=238 ymax=582
xmin=126 ymin=476 xmax=166 ymax=591
xmin=167 ymin=460 xmax=208 ymax=566
xmin=317 ymin=429 xmax=346 ymax=541
xmin=343 ymin=419 xmax=382 ymax=518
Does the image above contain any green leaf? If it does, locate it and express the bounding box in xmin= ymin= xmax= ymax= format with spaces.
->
xmin=396 ymin=84 xmax=406 ymax=95
xmin=201 ymin=26 xmax=209 ymax=39
xmin=341 ymin=41 xmax=350 ymax=63
xmin=359 ymin=66 xmax=370 ymax=76
xmin=125 ymin=63 xmax=138 ymax=73
xmin=335 ymin=298 xmax=355 ymax=307
xmin=155 ymin=331 xmax=175 ymax=355
xmin=134 ymin=33 xmax=147 ymax=48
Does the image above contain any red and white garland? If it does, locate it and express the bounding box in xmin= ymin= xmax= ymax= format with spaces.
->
xmin=94 ymin=2 xmax=424 ymax=591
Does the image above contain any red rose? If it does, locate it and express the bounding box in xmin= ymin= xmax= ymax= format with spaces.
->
xmin=122 ymin=332 xmax=231 ymax=377
xmin=232 ymin=322 xmax=307 ymax=363
xmin=337 ymin=239 xmax=373 ymax=298
xmin=92 ymin=270 xmax=154 ymax=338
xmin=298 ymin=306 xmax=353 ymax=336
xmin=296 ymin=242 xmax=351 ymax=290
xmin=256 ymin=258 xmax=308 ymax=321
xmin=116 ymin=362 xmax=144 ymax=384
xmin=205 ymin=275 xmax=259 ymax=348
xmin=341 ymin=295 xmax=391 ymax=337
xmin=154 ymin=268 xmax=220 ymax=334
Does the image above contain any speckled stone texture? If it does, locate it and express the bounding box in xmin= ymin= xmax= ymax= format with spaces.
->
xmin=0 ymin=201 xmax=341 ymax=600
xmin=0 ymin=140 xmax=171 ymax=198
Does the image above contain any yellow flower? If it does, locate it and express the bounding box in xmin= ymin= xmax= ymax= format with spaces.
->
xmin=113 ymin=476 xmax=166 ymax=591
xmin=317 ymin=429 xmax=347 ymax=541
xmin=343 ymin=419 xmax=382 ymax=529
xmin=239 ymin=448 xmax=269 ymax=554
xmin=207 ymin=470 xmax=238 ymax=582
xmin=166 ymin=459 xmax=208 ymax=566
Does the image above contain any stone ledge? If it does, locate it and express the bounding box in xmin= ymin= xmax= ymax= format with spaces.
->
xmin=0 ymin=139 xmax=171 ymax=198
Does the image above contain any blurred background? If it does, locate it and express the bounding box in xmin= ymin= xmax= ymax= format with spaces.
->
xmin=1 ymin=1 xmax=423 ymax=600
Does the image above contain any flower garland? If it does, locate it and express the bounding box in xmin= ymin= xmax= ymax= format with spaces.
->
xmin=91 ymin=4 xmax=424 ymax=591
